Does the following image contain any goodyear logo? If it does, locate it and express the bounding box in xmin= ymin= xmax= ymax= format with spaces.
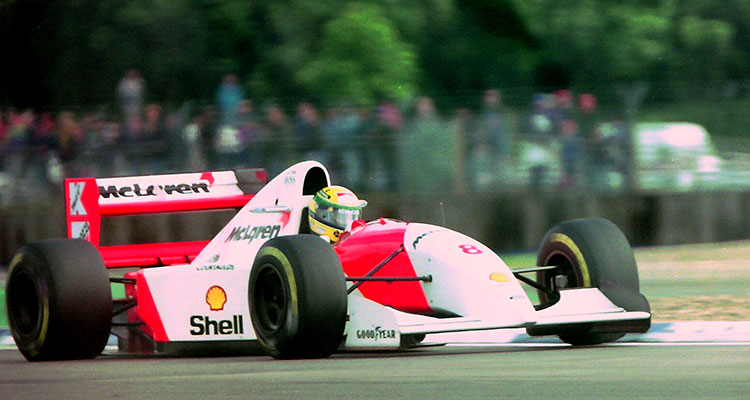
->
xmin=356 ymin=326 xmax=396 ymax=341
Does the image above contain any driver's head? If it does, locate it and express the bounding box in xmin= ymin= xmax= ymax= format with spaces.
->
xmin=308 ymin=186 xmax=367 ymax=242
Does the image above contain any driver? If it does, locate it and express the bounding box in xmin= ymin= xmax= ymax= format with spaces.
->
xmin=308 ymin=186 xmax=367 ymax=243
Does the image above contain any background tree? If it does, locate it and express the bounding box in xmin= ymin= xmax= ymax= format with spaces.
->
xmin=2 ymin=0 xmax=750 ymax=120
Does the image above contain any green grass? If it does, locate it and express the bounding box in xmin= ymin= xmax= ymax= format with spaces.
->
xmin=0 ymin=288 xmax=6 ymax=329
xmin=499 ymin=253 xmax=537 ymax=270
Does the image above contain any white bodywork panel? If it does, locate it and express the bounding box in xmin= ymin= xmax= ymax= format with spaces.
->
xmin=141 ymin=161 xmax=328 ymax=342
xmin=133 ymin=161 xmax=649 ymax=346
xmin=342 ymin=223 xmax=649 ymax=349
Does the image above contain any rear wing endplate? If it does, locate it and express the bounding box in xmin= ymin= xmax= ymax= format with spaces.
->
xmin=65 ymin=169 xmax=267 ymax=268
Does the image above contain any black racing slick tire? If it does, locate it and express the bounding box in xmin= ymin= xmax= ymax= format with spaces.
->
xmin=530 ymin=218 xmax=650 ymax=345
xmin=6 ymin=239 xmax=112 ymax=361
xmin=249 ymin=235 xmax=347 ymax=359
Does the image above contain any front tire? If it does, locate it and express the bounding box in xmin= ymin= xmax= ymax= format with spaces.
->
xmin=249 ymin=235 xmax=347 ymax=359
xmin=6 ymin=239 xmax=112 ymax=361
xmin=531 ymin=218 xmax=650 ymax=345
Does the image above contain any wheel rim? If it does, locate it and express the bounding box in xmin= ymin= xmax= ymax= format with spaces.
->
xmin=544 ymin=251 xmax=582 ymax=288
xmin=7 ymin=270 xmax=43 ymax=337
xmin=537 ymin=251 xmax=582 ymax=306
xmin=253 ymin=264 xmax=288 ymax=335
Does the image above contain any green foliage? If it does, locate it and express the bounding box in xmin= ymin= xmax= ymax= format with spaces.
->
xmin=0 ymin=288 xmax=6 ymax=329
xmin=3 ymin=0 xmax=750 ymax=114
xmin=296 ymin=2 xmax=416 ymax=106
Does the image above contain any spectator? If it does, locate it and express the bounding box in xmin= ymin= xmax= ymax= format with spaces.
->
xmin=181 ymin=111 xmax=210 ymax=171
xmin=213 ymin=99 xmax=249 ymax=170
xmin=237 ymin=100 xmax=263 ymax=167
xmin=261 ymin=104 xmax=294 ymax=176
xmin=398 ymin=96 xmax=459 ymax=193
xmin=559 ymin=119 xmax=582 ymax=189
xmin=522 ymin=94 xmax=557 ymax=190
xmin=216 ymin=74 xmax=244 ymax=128
xmin=577 ymin=93 xmax=608 ymax=190
xmin=76 ymin=112 xmax=117 ymax=176
xmin=450 ymin=107 xmax=472 ymax=191
xmin=117 ymin=69 xmax=144 ymax=123
xmin=353 ymin=106 xmax=376 ymax=190
xmin=136 ymin=103 xmax=173 ymax=173
xmin=0 ymin=110 xmax=7 ymax=169
xmin=468 ymin=89 xmax=512 ymax=189
xmin=4 ymin=110 xmax=32 ymax=179
xmin=550 ymin=89 xmax=574 ymax=128
xmin=0 ymin=110 xmax=7 ymax=140
xmin=198 ymin=106 xmax=219 ymax=169
xmin=320 ymin=103 xmax=364 ymax=188
xmin=370 ymin=100 xmax=404 ymax=191
xmin=292 ymin=102 xmax=324 ymax=162
xmin=36 ymin=112 xmax=56 ymax=138
xmin=526 ymin=94 xmax=555 ymax=139
xmin=57 ymin=111 xmax=82 ymax=177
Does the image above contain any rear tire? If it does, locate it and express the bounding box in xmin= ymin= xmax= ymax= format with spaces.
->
xmin=531 ymin=218 xmax=650 ymax=345
xmin=249 ymin=235 xmax=347 ymax=359
xmin=6 ymin=239 xmax=112 ymax=361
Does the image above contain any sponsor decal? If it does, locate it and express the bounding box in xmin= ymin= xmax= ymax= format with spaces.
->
xmin=489 ymin=272 xmax=510 ymax=283
xmin=356 ymin=326 xmax=397 ymax=342
xmin=225 ymin=224 xmax=281 ymax=244
xmin=206 ymin=285 xmax=227 ymax=311
xmin=70 ymin=221 xmax=91 ymax=240
xmin=187 ymin=286 xmax=246 ymax=336
xmin=412 ymin=229 xmax=439 ymax=250
xmin=189 ymin=315 xmax=244 ymax=336
xmin=68 ymin=181 xmax=88 ymax=216
xmin=196 ymin=264 xmax=235 ymax=272
xmin=459 ymin=244 xmax=483 ymax=254
xmin=98 ymin=182 xmax=210 ymax=198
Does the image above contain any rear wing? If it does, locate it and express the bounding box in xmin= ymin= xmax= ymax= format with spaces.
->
xmin=65 ymin=169 xmax=267 ymax=268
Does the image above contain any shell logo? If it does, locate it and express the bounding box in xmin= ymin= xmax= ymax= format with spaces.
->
xmin=206 ymin=285 xmax=227 ymax=311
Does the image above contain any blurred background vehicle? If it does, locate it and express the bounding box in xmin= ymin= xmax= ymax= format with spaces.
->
xmin=633 ymin=122 xmax=750 ymax=192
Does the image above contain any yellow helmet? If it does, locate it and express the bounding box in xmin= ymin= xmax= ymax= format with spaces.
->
xmin=308 ymin=186 xmax=367 ymax=242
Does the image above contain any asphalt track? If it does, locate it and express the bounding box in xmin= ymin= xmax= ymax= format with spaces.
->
xmin=2 ymin=342 xmax=749 ymax=399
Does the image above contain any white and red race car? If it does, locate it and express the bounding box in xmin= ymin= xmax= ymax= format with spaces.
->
xmin=5 ymin=161 xmax=650 ymax=360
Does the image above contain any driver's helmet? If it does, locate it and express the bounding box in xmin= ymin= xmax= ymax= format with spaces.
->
xmin=308 ymin=186 xmax=367 ymax=242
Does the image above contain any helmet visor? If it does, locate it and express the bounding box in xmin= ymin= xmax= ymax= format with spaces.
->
xmin=311 ymin=206 xmax=362 ymax=230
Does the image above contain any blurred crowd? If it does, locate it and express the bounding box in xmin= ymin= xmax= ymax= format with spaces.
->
xmin=0 ymin=71 xmax=631 ymax=201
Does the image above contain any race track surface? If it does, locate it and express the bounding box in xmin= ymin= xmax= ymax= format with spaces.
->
xmin=1 ymin=343 xmax=749 ymax=399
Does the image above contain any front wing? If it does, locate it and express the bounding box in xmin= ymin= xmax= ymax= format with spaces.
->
xmin=343 ymin=288 xmax=650 ymax=349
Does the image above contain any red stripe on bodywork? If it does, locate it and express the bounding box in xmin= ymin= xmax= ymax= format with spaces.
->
xmin=335 ymin=220 xmax=433 ymax=314
xmin=99 ymin=241 xmax=209 ymax=268
xmin=99 ymin=194 xmax=254 ymax=216
xmin=136 ymin=271 xmax=169 ymax=342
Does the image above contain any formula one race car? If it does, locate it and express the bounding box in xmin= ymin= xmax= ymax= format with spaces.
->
xmin=5 ymin=161 xmax=650 ymax=361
